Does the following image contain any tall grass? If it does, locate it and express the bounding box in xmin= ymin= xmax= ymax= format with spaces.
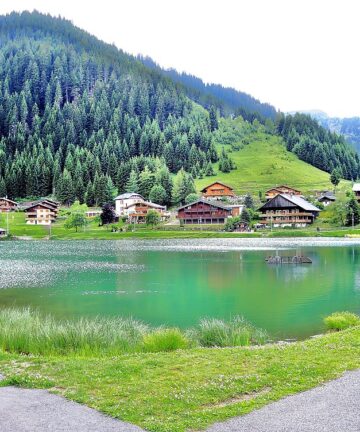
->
xmin=187 ymin=317 xmax=268 ymax=347
xmin=324 ymin=312 xmax=360 ymax=331
xmin=0 ymin=308 xmax=268 ymax=356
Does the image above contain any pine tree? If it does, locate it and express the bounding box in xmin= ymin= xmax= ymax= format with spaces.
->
xmin=149 ymin=184 xmax=167 ymax=205
xmin=125 ymin=170 xmax=139 ymax=193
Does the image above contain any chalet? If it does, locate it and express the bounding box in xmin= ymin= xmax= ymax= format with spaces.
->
xmin=353 ymin=184 xmax=360 ymax=203
xmin=265 ymin=185 xmax=302 ymax=201
xmin=25 ymin=201 xmax=58 ymax=225
xmin=127 ymin=201 xmax=168 ymax=223
xmin=85 ymin=210 xmax=102 ymax=218
xmin=228 ymin=204 xmax=244 ymax=217
xmin=318 ymin=192 xmax=336 ymax=206
xmin=200 ymin=182 xmax=235 ymax=199
xmin=0 ymin=197 xmax=18 ymax=213
xmin=177 ymin=199 xmax=232 ymax=224
xmin=114 ymin=193 xmax=145 ymax=215
xmin=258 ymin=194 xmax=320 ymax=228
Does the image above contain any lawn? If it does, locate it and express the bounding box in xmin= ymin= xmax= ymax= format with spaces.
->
xmin=1 ymin=327 xmax=360 ymax=431
xmin=195 ymin=133 xmax=349 ymax=195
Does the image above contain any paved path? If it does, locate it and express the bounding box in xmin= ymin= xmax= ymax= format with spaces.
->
xmin=0 ymin=386 xmax=145 ymax=432
xmin=207 ymin=370 xmax=360 ymax=432
xmin=1 ymin=371 xmax=360 ymax=431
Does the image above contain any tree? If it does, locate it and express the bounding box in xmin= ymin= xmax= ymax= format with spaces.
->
xmin=244 ymin=194 xmax=254 ymax=209
xmin=345 ymin=196 xmax=360 ymax=227
xmin=149 ymin=184 xmax=167 ymax=205
xmin=330 ymin=169 xmax=341 ymax=193
xmin=126 ymin=170 xmax=139 ymax=193
xmin=241 ymin=208 xmax=251 ymax=223
xmin=209 ymin=106 xmax=218 ymax=131
xmin=172 ymin=168 xmax=196 ymax=205
xmin=100 ymin=203 xmax=116 ymax=226
xmin=145 ymin=209 xmax=161 ymax=227
xmin=205 ymin=161 xmax=216 ymax=176
xmin=185 ymin=193 xmax=199 ymax=204
xmin=64 ymin=212 xmax=87 ymax=232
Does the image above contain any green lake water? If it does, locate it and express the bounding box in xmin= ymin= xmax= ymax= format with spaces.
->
xmin=1 ymin=239 xmax=360 ymax=339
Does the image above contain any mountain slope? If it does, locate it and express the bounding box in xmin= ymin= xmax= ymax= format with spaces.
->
xmin=195 ymin=126 xmax=340 ymax=195
xmin=140 ymin=55 xmax=277 ymax=120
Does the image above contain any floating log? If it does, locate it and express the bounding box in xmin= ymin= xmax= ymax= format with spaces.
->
xmin=265 ymin=255 xmax=312 ymax=264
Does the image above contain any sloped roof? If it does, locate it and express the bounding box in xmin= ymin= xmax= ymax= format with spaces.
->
xmin=259 ymin=194 xmax=320 ymax=212
xmin=353 ymin=184 xmax=360 ymax=192
xmin=318 ymin=193 xmax=336 ymax=201
xmin=177 ymin=198 xmax=231 ymax=212
xmin=265 ymin=185 xmax=302 ymax=194
xmin=127 ymin=201 xmax=165 ymax=210
xmin=0 ymin=197 xmax=18 ymax=205
xmin=25 ymin=202 xmax=56 ymax=211
xmin=200 ymin=182 xmax=234 ymax=192
xmin=114 ymin=193 xmax=144 ymax=200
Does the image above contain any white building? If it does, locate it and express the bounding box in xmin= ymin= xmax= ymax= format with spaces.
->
xmin=114 ymin=193 xmax=145 ymax=215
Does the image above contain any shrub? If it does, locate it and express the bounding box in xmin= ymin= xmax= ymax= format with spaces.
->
xmin=324 ymin=312 xmax=360 ymax=331
xmin=188 ymin=316 xmax=268 ymax=347
xmin=142 ymin=328 xmax=189 ymax=352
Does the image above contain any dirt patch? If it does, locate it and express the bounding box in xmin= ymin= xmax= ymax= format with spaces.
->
xmin=204 ymin=387 xmax=271 ymax=409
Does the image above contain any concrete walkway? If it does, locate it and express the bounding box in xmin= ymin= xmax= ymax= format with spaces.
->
xmin=207 ymin=370 xmax=360 ymax=432
xmin=1 ymin=371 xmax=360 ymax=431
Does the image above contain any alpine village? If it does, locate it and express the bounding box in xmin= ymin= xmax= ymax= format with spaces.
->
xmin=2 ymin=9 xmax=360 ymax=432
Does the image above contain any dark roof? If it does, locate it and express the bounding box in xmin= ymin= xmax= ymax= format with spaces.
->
xmin=114 ymin=192 xmax=144 ymax=200
xmin=25 ymin=202 xmax=56 ymax=211
xmin=0 ymin=197 xmax=18 ymax=205
xmin=177 ymin=198 xmax=232 ymax=212
xmin=318 ymin=193 xmax=336 ymax=201
xmin=258 ymin=194 xmax=320 ymax=212
xmin=265 ymin=185 xmax=302 ymax=194
xmin=200 ymin=181 xmax=234 ymax=192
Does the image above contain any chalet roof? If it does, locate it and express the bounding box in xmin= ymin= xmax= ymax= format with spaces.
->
xmin=353 ymin=184 xmax=360 ymax=192
xmin=25 ymin=202 xmax=57 ymax=211
xmin=0 ymin=197 xmax=18 ymax=205
xmin=41 ymin=198 xmax=59 ymax=207
xmin=318 ymin=193 xmax=336 ymax=201
xmin=265 ymin=185 xmax=302 ymax=194
xmin=258 ymin=194 xmax=320 ymax=212
xmin=114 ymin=192 xmax=144 ymax=200
xmin=177 ymin=198 xmax=232 ymax=212
xmin=200 ymin=181 xmax=234 ymax=192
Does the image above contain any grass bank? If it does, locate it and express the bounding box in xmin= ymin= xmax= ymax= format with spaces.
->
xmin=1 ymin=325 xmax=360 ymax=431
xmin=0 ymin=309 xmax=268 ymax=356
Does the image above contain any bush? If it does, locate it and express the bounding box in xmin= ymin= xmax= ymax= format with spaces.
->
xmin=142 ymin=328 xmax=189 ymax=352
xmin=188 ymin=316 xmax=268 ymax=347
xmin=324 ymin=312 xmax=360 ymax=331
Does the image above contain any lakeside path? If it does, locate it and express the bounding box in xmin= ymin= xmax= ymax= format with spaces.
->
xmin=1 ymin=370 xmax=360 ymax=432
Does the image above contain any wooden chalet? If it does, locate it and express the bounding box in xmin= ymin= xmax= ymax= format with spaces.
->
xmin=177 ymin=199 xmax=232 ymax=224
xmin=258 ymin=194 xmax=320 ymax=227
xmin=127 ymin=201 xmax=168 ymax=223
xmin=353 ymin=184 xmax=360 ymax=203
xmin=0 ymin=197 xmax=18 ymax=213
xmin=265 ymin=185 xmax=302 ymax=201
xmin=318 ymin=192 xmax=336 ymax=206
xmin=201 ymin=182 xmax=235 ymax=199
xmin=25 ymin=201 xmax=58 ymax=225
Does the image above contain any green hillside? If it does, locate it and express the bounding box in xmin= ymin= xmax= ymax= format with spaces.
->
xmin=195 ymin=131 xmax=348 ymax=195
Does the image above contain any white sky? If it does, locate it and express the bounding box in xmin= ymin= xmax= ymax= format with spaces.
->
xmin=0 ymin=0 xmax=359 ymax=118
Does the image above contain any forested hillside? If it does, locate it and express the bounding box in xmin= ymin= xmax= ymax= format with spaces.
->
xmin=0 ymin=11 xmax=217 ymax=205
xmin=140 ymin=55 xmax=277 ymax=121
xmin=0 ymin=11 xmax=358 ymax=207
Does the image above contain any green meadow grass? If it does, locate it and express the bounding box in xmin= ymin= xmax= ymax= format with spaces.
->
xmin=195 ymin=133 xmax=349 ymax=195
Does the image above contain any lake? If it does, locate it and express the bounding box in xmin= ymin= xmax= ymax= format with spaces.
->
xmin=1 ymin=238 xmax=360 ymax=339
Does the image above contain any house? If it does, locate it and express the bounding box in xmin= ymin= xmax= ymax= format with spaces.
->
xmin=258 ymin=194 xmax=320 ymax=228
xmin=265 ymin=185 xmax=302 ymax=200
xmin=25 ymin=201 xmax=58 ymax=225
xmin=318 ymin=192 xmax=336 ymax=206
xmin=200 ymin=182 xmax=235 ymax=199
xmin=85 ymin=210 xmax=102 ymax=218
xmin=0 ymin=228 xmax=6 ymax=237
xmin=228 ymin=204 xmax=244 ymax=217
xmin=0 ymin=197 xmax=18 ymax=213
xmin=177 ymin=199 xmax=232 ymax=224
xmin=127 ymin=201 xmax=168 ymax=223
xmin=114 ymin=193 xmax=145 ymax=215
xmin=353 ymin=184 xmax=360 ymax=203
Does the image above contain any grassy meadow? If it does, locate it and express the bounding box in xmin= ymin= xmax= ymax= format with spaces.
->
xmin=0 ymin=313 xmax=360 ymax=431
xmin=195 ymin=132 xmax=349 ymax=195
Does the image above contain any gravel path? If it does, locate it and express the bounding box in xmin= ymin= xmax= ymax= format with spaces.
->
xmin=207 ymin=370 xmax=360 ymax=432
xmin=0 ymin=386 xmax=145 ymax=432
xmin=1 ymin=371 xmax=360 ymax=431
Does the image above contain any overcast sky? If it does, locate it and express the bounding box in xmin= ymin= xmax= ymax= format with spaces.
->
xmin=0 ymin=0 xmax=359 ymax=118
